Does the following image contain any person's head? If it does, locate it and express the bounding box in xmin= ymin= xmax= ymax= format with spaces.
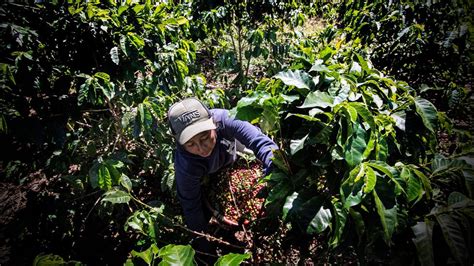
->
xmin=168 ymin=98 xmax=217 ymax=157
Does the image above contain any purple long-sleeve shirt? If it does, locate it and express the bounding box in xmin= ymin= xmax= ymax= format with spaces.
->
xmin=174 ymin=109 xmax=278 ymax=232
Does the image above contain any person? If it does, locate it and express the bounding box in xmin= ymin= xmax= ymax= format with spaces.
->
xmin=167 ymin=97 xmax=278 ymax=235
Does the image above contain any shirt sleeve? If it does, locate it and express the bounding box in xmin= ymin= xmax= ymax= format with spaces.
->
xmin=222 ymin=111 xmax=279 ymax=175
xmin=174 ymin=159 xmax=208 ymax=232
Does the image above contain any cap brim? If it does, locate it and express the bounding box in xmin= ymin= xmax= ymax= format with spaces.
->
xmin=178 ymin=118 xmax=216 ymax=145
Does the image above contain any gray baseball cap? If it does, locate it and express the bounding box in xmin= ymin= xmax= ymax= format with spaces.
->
xmin=168 ymin=98 xmax=216 ymax=145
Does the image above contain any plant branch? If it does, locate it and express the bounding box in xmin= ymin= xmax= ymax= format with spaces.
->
xmin=130 ymin=194 xmax=244 ymax=250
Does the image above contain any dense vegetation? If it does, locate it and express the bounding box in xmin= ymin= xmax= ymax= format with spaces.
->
xmin=1 ymin=0 xmax=473 ymax=265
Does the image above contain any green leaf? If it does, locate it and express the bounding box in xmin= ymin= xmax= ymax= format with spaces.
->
xmin=402 ymin=167 xmax=423 ymax=203
xmin=435 ymin=213 xmax=470 ymax=265
xmin=102 ymin=189 xmax=131 ymax=204
xmin=348 ymin=102 xmax=375 ymax=129
xmin=128 ymin=32 xmax=145 ymax=48
xmin=349 ymin=208 xmax=365 ymax=239
xmin=94 ymin=72 xmax=110 ymax=81
xmin=363 ymin=166 xmax=377 ymax=193
xmin=329 ymin=200 xmax=347 ymax=248
xmin=410 ymin=167 xmax=432 ymax=199
xmin=98 ymin=164 xmax=112 ymax=190
xmin=344 ymin=105 xmax=358 ymax=123
xmin=412 ymin=221 xmax=435 ymax=266
xmin=33 ymin=254 xmax=65 ymax=266
xmin=120 ymin=174 xmax=132 ymax=192
xmin=131 ymin=244 xmax=159 ymax=265
xmin=133 ymin=4 xmax=145 ymax=14
xmin=271 ymin=150 xmax=290 ymax=175
xmin=448 ymin=191 xmax=469 ymax=205
xmin=367 ymin=162 xmax=404 ymax=195
xmin=373 ymin=190 xmax=398 ymax=244
xmin=344 ymin=189 xmax=363 ymax=209
xmin=265 ymin=180 xmax=291 ymax=207
xmin=344 ymin=123 xmax=367 ymax=167
xmin=117 ymin=5 xmax=129 ymax=16
xmin=309 ymin=60 xmax=330 ymax=73
xmin=110 ymin=46 xmax=119 ymax=65
xmin=350 ymin=61 xmax=362 ymax=74
xmin=157 ymin=244 xmax=195 ymax=266
xmin=214 ymin=253 xmax=251 ymax=266
xmin=299 ymin=91 xmax=334 ymax=109
xmin=290 ymin=134 xmax=308 ymax=155
xmin=307 ymin=206 xmax=332 ymax=234
xmin=414 ymin=97 xmax=438 ymax=133
xmin=274 ymin=70 xmax=314 ymax=90
xmin=282 ymin=192 xmax=299 ymax=220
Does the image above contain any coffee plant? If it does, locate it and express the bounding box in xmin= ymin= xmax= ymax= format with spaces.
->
xmin=1 ymin=0 xmax=472 ymax=265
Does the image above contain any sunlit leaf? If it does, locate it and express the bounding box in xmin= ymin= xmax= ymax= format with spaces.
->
xmin=98 ymin=164 xmax=112 ymax=190
xmin=157 ymin=244 xmax=195 ymax=266
xmin=414 ymin=97 xmax=438 ymax=133
xmin=110 ymin=46 xmax=119 ymax=65
xmin=102 ymin=189 xmax=130 ymax=204
xmin=344 ymin=123 xmax=367 ymax=167
xmin=274 ymin=70 xmax=314 ymax=90
xmin=131 ymin=244 xmax=159 ymax=265
xmin=363 ymin=166 xmax=377 ymax=193
xmin=307 ymin=206 xmax=332 ymax=234
xmin=282 ymin=192 xmax=299 ymax=220
xmin=290 ymin=134 xmax=308 ymax=155
xmin=299 ymin=91 xmax=334 ymax=109
xmin=215 ymin=253 xmax=251 ymax=266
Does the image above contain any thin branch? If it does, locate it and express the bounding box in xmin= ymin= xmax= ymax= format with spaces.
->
xmin=130 ymin=194 xmax=244 ymax=250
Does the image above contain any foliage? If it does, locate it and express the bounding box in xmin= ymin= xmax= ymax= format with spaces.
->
xmin=0 ymin=0 xmax=472 ymax=265
xmin=328 ymin=1 xmax=473 ymax=88
xmin=232 ymin=36 xmax=472 ymax=262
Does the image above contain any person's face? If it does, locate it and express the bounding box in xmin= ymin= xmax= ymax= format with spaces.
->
xmin=183 ymin=129 xmax=217 ymax=157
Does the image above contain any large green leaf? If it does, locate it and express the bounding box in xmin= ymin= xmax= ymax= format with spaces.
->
xmin=274 ymin=70 xmax=314 ymax=90
xmin=102 ymin=189 xmax=131 ymax=204
xmin=414 ymin=97 xmax=438 ymax=133
xmin=401 ymin=167 xmax=423 ymax=203
xmin=265 ymin=179 xmax=291 ymax=207
xmin=363 ymin=166 xmax=377 ymax=193
xmin=367 ymin=162 xmax=405 ymax=195
xmin=307 ymin=206 xmax=332 ymax=234
xmin=131 ymin=244 xmax=160 ymax=265
xmin=344 ymin=123 xmax=367 ymax=167
xmin=98 ymin=164 xmax=112 ymax=190
xmin=215 ymin=253 xmax=251 ymax=266
xmin=412 ymin=221 xmax=435 ymax=266
xmin=373 ymin=190 xmax=398 ymax=244
xmin=282 ymin=192 xmax=299 ymax=220
xmin=290 ymin=134 xmax=309 ymax=155
xmin=299 ymin=91 xmax=334 ymax=109
xmin=410 ymin=166 xmax=432 ymax=199
xmin=348 ymin=102 xmax=376 ymax=129
xmin=329 ymin=200 xmax=348 ymax=248
xmin=435 ymin=213 xmax=470 ymax=265
xmin=158 ymin=244 xmax=195 ymax=266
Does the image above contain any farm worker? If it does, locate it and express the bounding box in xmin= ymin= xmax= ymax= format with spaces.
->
xmin=167 ymin=97 xmax=278 ymax=233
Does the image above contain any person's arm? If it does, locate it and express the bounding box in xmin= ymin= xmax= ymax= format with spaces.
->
xmin=175 ymin=162 xmax=208 ymax=232
xmin=222 ymin=112 xmax=279 ymax=175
